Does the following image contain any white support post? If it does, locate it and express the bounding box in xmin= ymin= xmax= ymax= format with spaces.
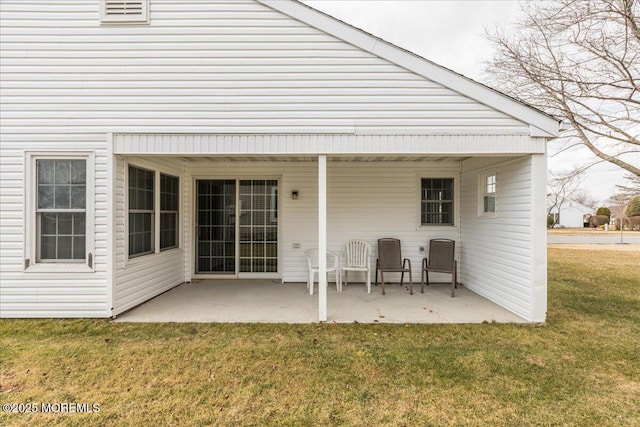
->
xmin=318 ymin=154 xmax=327 ymax=322
xmin=530 ymin=153 xmax=548 ymax=322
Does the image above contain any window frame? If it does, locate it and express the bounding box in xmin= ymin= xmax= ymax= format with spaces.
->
xmin=100 ymin=0 xmax=149 ymax=25
xmin=125 ymin=160 xmax=181 ymax=261
xmin=416 ymin=174 xmax=459 ymax=229
xmin=479 ymin=171 xmax=498 ymax=218
xmin=160 ymin=173 xmax=180 ymax=251
xmin=24 ymin=152 xmax=95 ymax=272
xmin=127 ymin=164 xmax=156 ymax=258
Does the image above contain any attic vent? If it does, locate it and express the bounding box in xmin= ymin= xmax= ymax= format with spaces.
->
xmin=100 ymin=0 xmax=149 ymax=24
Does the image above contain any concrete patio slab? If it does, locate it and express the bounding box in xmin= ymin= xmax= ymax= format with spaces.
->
xmin=113 ymin=279 xmax=528 ymax=324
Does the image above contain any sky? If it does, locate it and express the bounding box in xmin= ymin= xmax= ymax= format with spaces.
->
xmin=303 ymin=0 xmax=632 ymax=205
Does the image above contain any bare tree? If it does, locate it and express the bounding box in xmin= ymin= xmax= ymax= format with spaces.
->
xmin=572 ymin=189 xmax=599 ymax=209
xmin=609 ymin=174 xmax=640 ymax=234
xmin=547 ymin=167 xmax=584 ymax=227
xmin=486 ymin=0 xmax=640 ymax=177
xmin=615 ymin=173 xmax=640 ymax=199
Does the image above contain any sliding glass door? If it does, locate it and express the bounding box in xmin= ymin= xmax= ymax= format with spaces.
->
xmin=195 ymin=179 xmax=278 ymax=276
xmin=239 ymin=180 xmax=278 ymax=273
xmin=196 ymin=180 xmax=236 ymax=274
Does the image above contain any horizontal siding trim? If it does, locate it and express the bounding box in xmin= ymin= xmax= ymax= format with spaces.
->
xmin=113 ymin=134 xmax=542 ymax=155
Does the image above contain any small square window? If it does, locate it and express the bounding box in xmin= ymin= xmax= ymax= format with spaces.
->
xmin=480 ymin=172 xmax=497 ymax=216
xmin=420 ymin=178 xmax=454 ymax=226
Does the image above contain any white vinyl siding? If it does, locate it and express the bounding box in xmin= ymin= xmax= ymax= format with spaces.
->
xmin=460 ymin=156 xmax=540 ymax=321
xmin=114 ymin=157 xmax=184 ymax=314
xmin=0 ymin=140 xmax=108 ymax=318
xmin=1 ymin=1 xmax=529 ymax=136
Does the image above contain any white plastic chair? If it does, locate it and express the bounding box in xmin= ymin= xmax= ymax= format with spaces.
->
xmin=304 ymin=249 xmax=341 ymax=295
xmin=341 ymin=240 xmax=371 ymax=293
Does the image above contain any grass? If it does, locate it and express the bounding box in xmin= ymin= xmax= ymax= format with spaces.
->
xmin=1 ymin=248 xmax=639 ymax=426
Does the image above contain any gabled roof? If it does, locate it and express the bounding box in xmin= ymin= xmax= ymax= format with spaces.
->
xmin=566 ymin=201 xmax=595 ymax=213
xmin=258 ymin=0 xmax=561 ymax=137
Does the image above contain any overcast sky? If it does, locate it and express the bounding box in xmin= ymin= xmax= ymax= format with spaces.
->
xmin=303 ymin=0 xmax=631 ymax=205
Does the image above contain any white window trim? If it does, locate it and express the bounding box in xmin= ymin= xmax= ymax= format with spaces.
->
xmin=415 ymin=173 xmax=460 ymax=229
xmin=125 ymin=159 xmax=182 ymax=265
xmin=478 ymin=170 xmax=498 ymax=218
xmin=24 ymin=151 xmax=95 ymax=273
xmin=159 ymin=172 xmax=180 ymax=252
xmin=100 ymin=0 xmax=149 ymax=25
xmin=127 ymin=164 xmax=156 ymax=259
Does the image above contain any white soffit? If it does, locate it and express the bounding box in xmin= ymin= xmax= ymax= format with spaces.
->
xmin=258 ymin=0 xmax=561 ymax=137
xmin=112 ymin=134 xmax=544 ymax=155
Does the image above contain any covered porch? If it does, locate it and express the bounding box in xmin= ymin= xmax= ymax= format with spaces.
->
xmin=113 ymin=279 xmax=528 ymax=323
xmin=111 ymin=133 xmax=548 ymax=323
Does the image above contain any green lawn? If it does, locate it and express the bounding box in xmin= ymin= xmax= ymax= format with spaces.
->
xmin=1 ymin=248 xmax=639 ymax=426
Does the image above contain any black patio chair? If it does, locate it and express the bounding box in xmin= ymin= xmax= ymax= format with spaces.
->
xmin=421 ymin=239 xmax=457 ymax=297
xmin=375 ymin=238 xmax=413 ymax=295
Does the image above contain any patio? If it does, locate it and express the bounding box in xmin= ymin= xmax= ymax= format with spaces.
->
xmin=113 ymin=280 xmax=528 ymax=324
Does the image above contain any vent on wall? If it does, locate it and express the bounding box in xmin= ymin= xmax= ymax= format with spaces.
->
xmin=100 ymin=0 xmax=149 ymax=24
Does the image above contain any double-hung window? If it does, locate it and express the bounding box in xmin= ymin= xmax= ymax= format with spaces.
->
xmin=36 ymin=160 xmax=87 ymax=262
xmin=128 ymin=165 xmax=180 ymax=258
xmin=480 ymin=172 xmax=497 ymax=216
xmin=160 ymin=174 xmax=179 ymax=251
xmin=420 ymin=178 xmax=454 ymax=226
xmin=128 ymin=166 xmax=154 ymax=257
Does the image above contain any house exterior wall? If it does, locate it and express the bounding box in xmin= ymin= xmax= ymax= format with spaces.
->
xmin=1 ymin=0 xmax=530 ymax=136
xmin=552 ymin=201 xmax=592 ymax=228
xmin=0 ymin=0 xmax=550 ymax=319
xmin=460 ymin=154 xmax=547 ymax=321
xmin=179 ymin=159 xmax=461 ymax=283
xmin=0 ymin=136 xmax=111 ymax=318
xmin=113 ymin=156 xmax=186 ymax=315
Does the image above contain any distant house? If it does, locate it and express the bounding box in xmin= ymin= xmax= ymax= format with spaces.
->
xmin=0 ymin=0 xmax=561 ymax=322
xmin=550 ymin=201 xmax=594 ymax=228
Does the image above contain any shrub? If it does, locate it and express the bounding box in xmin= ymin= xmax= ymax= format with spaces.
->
xmin=596 ymin=207 xmax=611 ymax=219
xmin=589 ymin=215 xmax=609 ymax=228
xmin=547 ymin=215 xmax=555 ymax=228
xmin=627 ymin=216 xmax=640 ymax=231
xmin=625 ymin=195 xmax=640 ymax=218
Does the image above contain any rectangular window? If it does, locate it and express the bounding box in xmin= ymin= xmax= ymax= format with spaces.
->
xmin=160 ymin=173 xmax=179 ymax=251
xmin=480 ymin=173 xmax=497 ymax=215
xmin=101 ymin=0 xmax=149 ymax=24
xmin=421 ymin=178 xmax=454 ymax=226
xmin=36 ymin=160 xmax=86 ymax=262
xmin=128 ymin=166 xmax=154 ymax=257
